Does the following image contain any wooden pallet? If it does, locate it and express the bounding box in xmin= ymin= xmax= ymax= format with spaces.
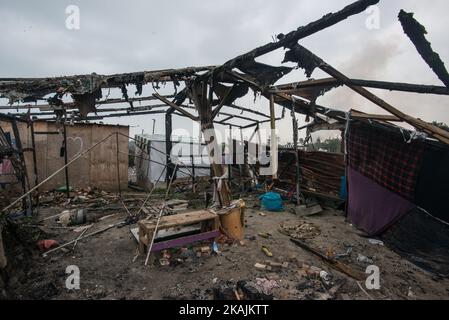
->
xmin=138 ymin=210 xmax=220 ymax=253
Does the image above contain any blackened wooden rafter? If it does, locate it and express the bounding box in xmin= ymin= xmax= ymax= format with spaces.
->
xmin=399 ymin=10 xmax=449 ymax=89
xmin=284 ymin=43 xmax=449 ymax=144
xmin=270 ymin=78 xmax=449 ymax=96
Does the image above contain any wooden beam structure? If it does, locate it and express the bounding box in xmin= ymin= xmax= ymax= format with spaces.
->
xmin=211 ymin=85 xmax=235 ymax=119
xmin=206 ymin=0 xmax=379 ymax=76
xmin=270 ymin=77 xmax=449 ymax=96
xmin=153 ymin=93 xmax=199 ymax=121
xmin=350 ymin=110 xmax=401 ymax=122
xmin=190 ymin=81 xmax=231 ymax=207
xmin=285 ymin=43 xmax=449 ymax=144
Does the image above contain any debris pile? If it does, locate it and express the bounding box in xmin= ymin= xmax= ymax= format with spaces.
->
xmin=279 ymin=221 xmax=321 ymax=240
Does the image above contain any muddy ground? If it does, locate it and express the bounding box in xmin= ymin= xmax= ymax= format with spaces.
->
xmin=4 ymin=192 xmax=449 ymax=300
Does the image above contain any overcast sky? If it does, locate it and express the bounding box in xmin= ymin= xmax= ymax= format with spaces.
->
xmin=1 ymin=0 xmax=448 ymax=144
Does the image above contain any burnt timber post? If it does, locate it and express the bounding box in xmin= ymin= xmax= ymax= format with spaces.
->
xmin=228 ymin=124 xmax=232 ymax=190
xmin=165 ymin=109 xmax=174 ymax=188
xmin=269 ymin=94 xmax=278 ymax=180
xmin=30 ymin=121 xmax=40 ymax=211
xmin=191 ymin=81 xmax=246 ymax=240
xmin=290 ymin=107 xmax=301 ymax=206
xmin=191 ymin=81 xmax=231 ymax=207
xmin=190 ymin=141 xmax=195 ymax=193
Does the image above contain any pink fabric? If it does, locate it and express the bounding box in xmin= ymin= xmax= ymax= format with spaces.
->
xmin=0 ymin=159 xmax=14 ymax=175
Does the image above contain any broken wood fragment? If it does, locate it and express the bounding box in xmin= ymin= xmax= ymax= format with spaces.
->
xmin=399 ymin=10 xmax=449 ymax=89
xmin=290 ymin=238 xmax=365 ymax=281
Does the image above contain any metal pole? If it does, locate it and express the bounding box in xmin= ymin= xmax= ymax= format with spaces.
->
xmin=291 ymin=108 xmax=301 ymax=206
xmin=165 ymin=112 xmax=173 ymax=188
xmin=30 ymin=121 xmax=40 ymax=213
xmin=269 ymin=94 xmax=278 ymax=180
xmin=190 ymin=141 xmax=195 ymax=193
xmin=62 ymin=122 xmax=70 ymax=200
xmin=228 ymin=124 xmax=232 ymax=188
xmin=165 ymin=163 xmax=179 ymax=200
xmin=115 ymin=132 xmax=122 ymax=197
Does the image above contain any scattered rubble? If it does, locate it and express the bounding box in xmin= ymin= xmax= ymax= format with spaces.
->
xmin=279 ymin=221 xmax=321 ymax=240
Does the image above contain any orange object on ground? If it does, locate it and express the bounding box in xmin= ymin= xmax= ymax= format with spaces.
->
xmin=37 ymin=240 xmax=58 ymax=252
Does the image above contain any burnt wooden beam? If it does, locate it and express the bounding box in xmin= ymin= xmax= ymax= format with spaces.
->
xmin=21 ymin=103 xmax=267 ymax=125
xmin=210 ymin=0 xmax=379 ymax=75
xmin=287 ymin=43 xmax=449 ymax=144
xmin=399 ymin=10 xmax=449 ymax=89
xmin=175 ymin=0 xmax=378 ymax=108
xmin=299 ymin=121 xmax=346 ymax=132
xmin=0 ymin=66 xmax=216 ymax=87
xmin=241 ymin=118 xmax=282 ymax=129
xmin=153 ymin=93 xmax=199 ymax=121
xmin=9 ymin=104 xmax=169 ymax=116
xmin=0 ymin=95 xmax=175 ymax=110
xmin=217 ymin=115 xmax=234 ymax=124
xmin=211 ymin=85 xmax=235 ymax=119
xmin=271 ymin=77 xmax=449 ymax=95
xmin=350 ymin=110 xmax=401 ymax=122
xmin=228 ymin=104 xmax=271 ymax=119
xmin=226 ymin=66 xmax=347 ymax=122
xmin=0 ymin=66 xmax=216 ymax=104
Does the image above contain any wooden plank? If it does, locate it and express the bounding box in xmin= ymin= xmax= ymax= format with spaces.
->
xmin=89 ymin=124 xmax=129 ymax=190
xmin=139 ymin=210 xmax=218 ymax=230
xmin=350 ymin=110 xmax=401 ymax=122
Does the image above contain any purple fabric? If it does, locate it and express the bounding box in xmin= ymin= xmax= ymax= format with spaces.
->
xmin=151 ymin=230 xmax=220 ymax=252
xmin=348 ymin=168 xmax=415 ymax=236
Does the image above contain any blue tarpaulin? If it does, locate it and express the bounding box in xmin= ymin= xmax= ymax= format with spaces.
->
xmin=259 ymin=192 xmax=284 ymax=212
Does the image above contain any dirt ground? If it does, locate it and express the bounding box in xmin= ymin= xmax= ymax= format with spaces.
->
xmin=5 ymin=191 xmax=449 ymax=300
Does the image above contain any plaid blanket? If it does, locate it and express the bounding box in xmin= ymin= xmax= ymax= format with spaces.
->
xmin=348 ymin=123 xmax=426 ymax=200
